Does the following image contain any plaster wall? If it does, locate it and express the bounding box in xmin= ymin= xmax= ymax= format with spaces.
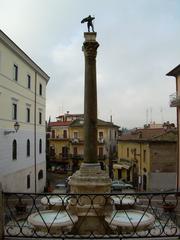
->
xmin=0 ymin=34 xmax=48 ymax=192
xmin=2 ymin=161 xmax=46 ymax=192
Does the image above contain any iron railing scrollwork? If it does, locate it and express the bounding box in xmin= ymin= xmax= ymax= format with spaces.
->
xmin=3 ymin=191 xmax=180 ymax=239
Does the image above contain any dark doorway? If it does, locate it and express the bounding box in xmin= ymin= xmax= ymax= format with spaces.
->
xmin=143 ymin=174 xmax=147 ymax=191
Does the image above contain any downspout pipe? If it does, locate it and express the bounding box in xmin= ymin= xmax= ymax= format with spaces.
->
xmin=34 ymin=72 xmax=37 ymax=193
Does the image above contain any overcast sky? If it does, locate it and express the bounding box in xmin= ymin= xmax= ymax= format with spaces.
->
xmin=0 ymin=0 xmax=179 ymax=128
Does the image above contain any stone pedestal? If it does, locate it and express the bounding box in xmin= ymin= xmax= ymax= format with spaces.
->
xmin=68 ymin=163 xmax=112 ymax=234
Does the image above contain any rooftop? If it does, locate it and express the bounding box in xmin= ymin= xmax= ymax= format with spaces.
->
xmin=0 ymin=30 xmax=50 ymax=82
xmin=166 ymin=64 xmax=180 ymax=77
xmin=119 ymin=128 xmax=177 ymax=142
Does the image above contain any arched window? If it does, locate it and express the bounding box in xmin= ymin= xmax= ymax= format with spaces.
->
xmin=38 ymin=170 xmax=43 ymax=180
xmin=27 ymin=175 xmax=30 ymax=189
xmin=27 ymin=139 xmax=30 ymax=157
xmin=12 ymin=139 xmax=17 ymax=160
xmin=39 ymin=139 xmax=42 ymax=154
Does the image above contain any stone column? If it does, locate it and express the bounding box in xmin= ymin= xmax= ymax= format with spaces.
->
xmin=83 ymin=32 xmax=99 ymax=163
xmin=69 ymin=33 xmax=112 ymax=235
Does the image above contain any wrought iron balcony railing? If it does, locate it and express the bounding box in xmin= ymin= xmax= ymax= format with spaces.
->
xmin=71 ymin=154 xmax=84 ymax=160
xmin=169 ymin=92 xmax=180 ymax=107
xmin=2 ymin=191 xmax=180 ymax=239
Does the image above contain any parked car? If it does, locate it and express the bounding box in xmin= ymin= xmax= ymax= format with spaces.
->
xmin=111 ymin=180 xmax=133 ymax=190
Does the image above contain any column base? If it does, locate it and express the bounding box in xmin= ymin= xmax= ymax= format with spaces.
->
xmin=68 ymin=163 xmax=113 ymax=234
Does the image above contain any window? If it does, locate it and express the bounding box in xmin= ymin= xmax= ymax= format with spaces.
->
xmin=27 ymin=74 xmax=31 ymax=89
xmin=134 ymin=148 xmax=137 ymax=158
xmin=27 ymin=108 xmax=30 ymax=122
xmin=27 ymin=175 xmax=30 ymax=189
xmin=74 ymin=131 xmax=78 ymax=139
xmin=39 ymin=83 xmax=42 ymax=96
xmin=98 ymin=147 xmax=104 ymax=157
xmin=12 ymin=103 xmax=17 ymax=120
xmin=12 ymin=139 xmax=17 ymax=160
xmin=143 ymin=150 xmax=146 ymax=162
xmin=73 ymin=147 xmax=78 ymax=155
xmin=27 ymin=139 xmax=30 ymax=157
xmin=39 ymin=139 xmax=42 ymax=154
xmin=115 ymin=131 xmax=117 ymax=139
xmin=99 ymin=131 xmax=103 ymax=139
xmin=39 ymin=112 xmax=42 ymax=124
xmin=52 ymin=130 xmax=55 ymax=138
xmin=13 ymin=64 xmax=18 ymax=81
xmin=63 ymin=130 xmax=67 ymax=138
xmin=127 ymin=148 xmax=129 ymax=158
xmin=38 ymin=170 xmax=43 ymax=180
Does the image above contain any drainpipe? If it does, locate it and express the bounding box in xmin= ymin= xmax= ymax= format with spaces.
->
xmin=34 ymin=72 xmax=37 ymax=193
xmin=176 ymin=76 xmax=179 ymax=191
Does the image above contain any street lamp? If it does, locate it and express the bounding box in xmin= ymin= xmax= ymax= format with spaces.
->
xmin=4 ymin=121 xmax=20 ymax=135
xmin=14 ymin=121 xmax=20 ymax=132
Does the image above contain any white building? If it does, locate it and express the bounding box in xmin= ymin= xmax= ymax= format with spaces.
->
xmin=0 ymin=30 xmax=50 ymax=192
xmin=167 ymin=64 xmax=180 ymax=191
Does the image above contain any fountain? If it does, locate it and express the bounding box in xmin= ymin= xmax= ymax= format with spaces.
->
xmin=105 ymin=209 xmax=155 ymax=232
xmin=28 ymin=210 xmax=78 ymax=234
xmin=111 ymin=195 xmax=138 ymax=209
xmin=27 ymin=20 xmax=155 ymax=236
xmin=41 ymin=195 xmax=69 ymax=210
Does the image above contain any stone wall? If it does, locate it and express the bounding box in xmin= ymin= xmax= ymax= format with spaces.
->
xmin=150 ymin=142 xmax=177 ymax=172
xmin=148 ymin=172 xmax=176 ymax=191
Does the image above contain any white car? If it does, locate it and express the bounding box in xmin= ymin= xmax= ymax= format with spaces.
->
xmin=111 ymin=180 xmax=133 ymax=190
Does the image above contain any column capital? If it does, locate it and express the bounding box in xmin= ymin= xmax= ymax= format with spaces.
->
xmin=83 ymin=41 xmax=99 ymax=59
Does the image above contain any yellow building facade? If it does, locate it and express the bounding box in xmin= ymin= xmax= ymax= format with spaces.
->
xmin=116 ymin=141 xmax=150 ymax=189
xmin=47 ymin=113 xmax=119 ymax=175
xmin=115 ymin=128 xmax=177 ymax=191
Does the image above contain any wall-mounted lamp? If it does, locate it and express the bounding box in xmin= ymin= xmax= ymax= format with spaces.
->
xmin=14 ymin=121 xmax=20 ymax=132
xmin=4 ymin=121 xmax=20 ymax=135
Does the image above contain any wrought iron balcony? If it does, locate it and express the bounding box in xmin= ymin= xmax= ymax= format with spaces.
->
xmin=170 ymin=92 xmax=180 ymax=107
xmin=71 ymin=154 xmax=84 ymax=160
xmin=70 ymin=138 xmax=84 ymax=145
xmin=3 ymin=191 xmax=180 ymax=239
xmin=98 ymin=138 xmax=105 ymax=144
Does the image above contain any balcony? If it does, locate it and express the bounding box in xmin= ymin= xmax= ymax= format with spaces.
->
xmin=71 ymin=138 xmax=84 ymax=145
xmin=50 ymin=135 xmax=69 ymax=140
xmin=2 ymin=191 xmax=180 ymax=239
xmin=71 ymin=154 xmax=84 ymax=160
xmin=169 ymin=92 xmax=180 ymax=107
xmin=59 ymin=153 xmax=70 ymax=161
xmin=98 ymin=138 xmax=105 ymax=144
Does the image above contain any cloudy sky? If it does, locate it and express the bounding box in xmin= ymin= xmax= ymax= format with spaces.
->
xmin=0 ymin=0 xmax=179 ymax=128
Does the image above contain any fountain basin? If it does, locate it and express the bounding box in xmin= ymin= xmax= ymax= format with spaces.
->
xmin=28 ymin=210 xmax=78 ymax=234
xmin=111 ymin=195 xmax=137 ymax=206
xmin=105 ymin=209 xmax=155 ymax=232
xmin=41 ymin=195 xmax=68 ymax=210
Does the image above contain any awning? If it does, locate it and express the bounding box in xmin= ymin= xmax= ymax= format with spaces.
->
xmin=113 ymin=164 xmax=130 ymax=170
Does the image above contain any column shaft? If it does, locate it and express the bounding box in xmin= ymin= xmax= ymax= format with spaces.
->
xmin=83 ymin=33 xmax=99 ymax=163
